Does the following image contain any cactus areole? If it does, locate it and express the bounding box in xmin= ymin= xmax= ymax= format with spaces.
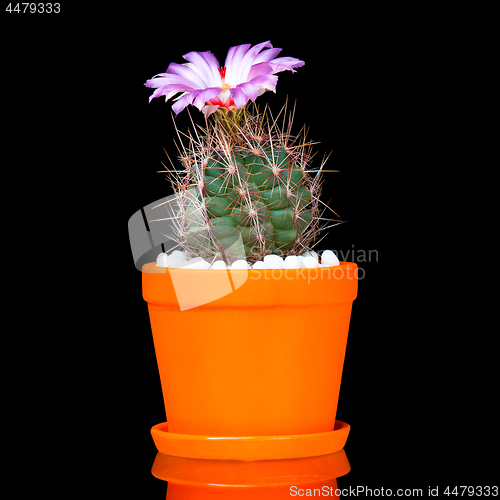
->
xmin=146 ymin=41 xmax=336 ymax=265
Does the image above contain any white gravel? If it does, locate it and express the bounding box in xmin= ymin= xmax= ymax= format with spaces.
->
xmin=156 ymin=250 xmax=341 ymax=269
xmin=263 ymin=254 xmax=284 ymax=269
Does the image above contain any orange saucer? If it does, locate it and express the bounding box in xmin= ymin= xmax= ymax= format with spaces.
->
xmin=151 ymin=420 xmax=350 ymax=461
xmin=152 ymin=449 xmax=350 ymax=485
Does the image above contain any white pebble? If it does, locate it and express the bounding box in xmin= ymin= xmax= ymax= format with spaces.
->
xmin=156 ymin=253 xmax=168 ymax=267
xmin=252 ymin=260 xmax=267 ymax=269
xmin=211 ymin=260 xmax=228 ymax=270
xmin=284 ymin=255 xmax=303 ymax=269
xmin=165 ymin=250 xmax=189 ymax=267
xmin=302 ymin=250 xmax=319 ymax=260
xmin=182 ymin=257 xmax=210 ymax=269
xmin=167 ymin=259 xmax=184 ymax=268
xmin=321 ymin=250 xmax=340 ymax=267
xmin=230 ymin=259 xmax=250 ymax=269
xmin=158 ymin=252 xmax=333 ymax=270
xmin=264 ymin=254 xmax=284 ymax=269
xmin=302 ymin=256 xmax=319 ymax=268
xmin=169 ymin=250 xmax=188 ymax=261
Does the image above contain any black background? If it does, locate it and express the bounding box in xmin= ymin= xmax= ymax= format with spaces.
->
xmin=3 ymin=4 xmax=496 ymax=498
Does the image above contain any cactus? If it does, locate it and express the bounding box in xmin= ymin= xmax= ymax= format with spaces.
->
xmin=146 ymin=42 xmax=337 ymax=264
xmin=166 ymin=104 xmax=330 ymax=264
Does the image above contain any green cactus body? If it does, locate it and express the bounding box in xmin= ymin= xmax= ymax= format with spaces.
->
xmin=175 ymin=106 xmax=324 ymax=264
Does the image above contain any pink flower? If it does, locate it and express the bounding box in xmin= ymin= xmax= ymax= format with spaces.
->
xmin=145 ymin=41 xmax=304 ymax=117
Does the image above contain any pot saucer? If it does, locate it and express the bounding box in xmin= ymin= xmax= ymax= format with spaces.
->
xmin=151 ymin=420 xmax=350 ymax=461
xmin=151 ymin=448 xmax=350 ymax=484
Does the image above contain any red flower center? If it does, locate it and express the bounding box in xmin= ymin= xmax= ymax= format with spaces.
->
xmin=207 ymin=66 xmax=234 ymax=109
xmin=207 ymin=95 xmax=235 ymax=109
xmin=217 ymin=67 xmax=227 ymax=79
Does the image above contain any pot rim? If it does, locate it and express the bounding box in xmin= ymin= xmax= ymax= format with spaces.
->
xmin=150 ymin=420 xmax=350 ymax=461
xmin=142 ymin=261 xmax=358 ymax=309
xmin=142 ymin=260 xmax=356 ymax=274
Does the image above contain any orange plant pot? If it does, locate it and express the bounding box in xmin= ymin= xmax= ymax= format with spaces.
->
xmin=142 ymin=261 xmax=358 ymax=451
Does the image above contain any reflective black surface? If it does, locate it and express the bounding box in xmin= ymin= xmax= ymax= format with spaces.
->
xmin=31 ymin=417 xmax=498 ymax=498
xmin=9 ymin=14 xmax=498 ymax=500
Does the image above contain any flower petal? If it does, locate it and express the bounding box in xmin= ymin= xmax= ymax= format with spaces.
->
xmin=253 ymin=47 xmax=282 ymax=64
xmin=193 ymin=87 xmax=222 ymax=110
xmin=199 ymin=51 xmax=223 ymax=84
xmin=249 ymin=73 xmax=278 ymax=92
xmin=269 ymin=57 xmax=305 ymax=73
xmin=147 ymin=87 xmax=167 ymax=103
xmin=224 ymin=43 xmax=251 ymax=84
xmin=182 ymin=50 xmax=221 ymax=87
xmin=247 ymin=62 xmax=273 ymax=81
xmin=145 ymin=73 xmax=197 ymax=89
xmin=202 ymin=104 xmax=220 ymax=118
xmin=236 ymin=82 xmax=260 ymax=102
xmin=146 ymin=82 xmax=196 ymax=103
xmin=229 ymin=82 xmax=259 ymax=108
xmin=145 ymin=81 xmax=195 ymax=92
xmin=164 ymin=62 xmax=206 ymax=89
xmin=233 ymin=41 xmax=274 ymax=83
xmin=244 ymin=40 xmax=274 ymax=59
xmin=228 ymin=86 xmax=248 ymax=108
xmin=171 ymin=92 xmax=196 ymax=115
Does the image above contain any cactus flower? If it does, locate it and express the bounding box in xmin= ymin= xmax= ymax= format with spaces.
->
xmin=145 ymin=41 xmax=304 ymax=117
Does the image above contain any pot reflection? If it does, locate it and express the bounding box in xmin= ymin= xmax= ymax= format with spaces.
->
xmin=166 ymin=480 xmax=339 ymax=499
xmin=152 ymin=449 xmax=349 ymax=499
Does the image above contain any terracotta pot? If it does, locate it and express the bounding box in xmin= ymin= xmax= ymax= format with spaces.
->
xmin=142 ymin=261 xmax=358 ymax=441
